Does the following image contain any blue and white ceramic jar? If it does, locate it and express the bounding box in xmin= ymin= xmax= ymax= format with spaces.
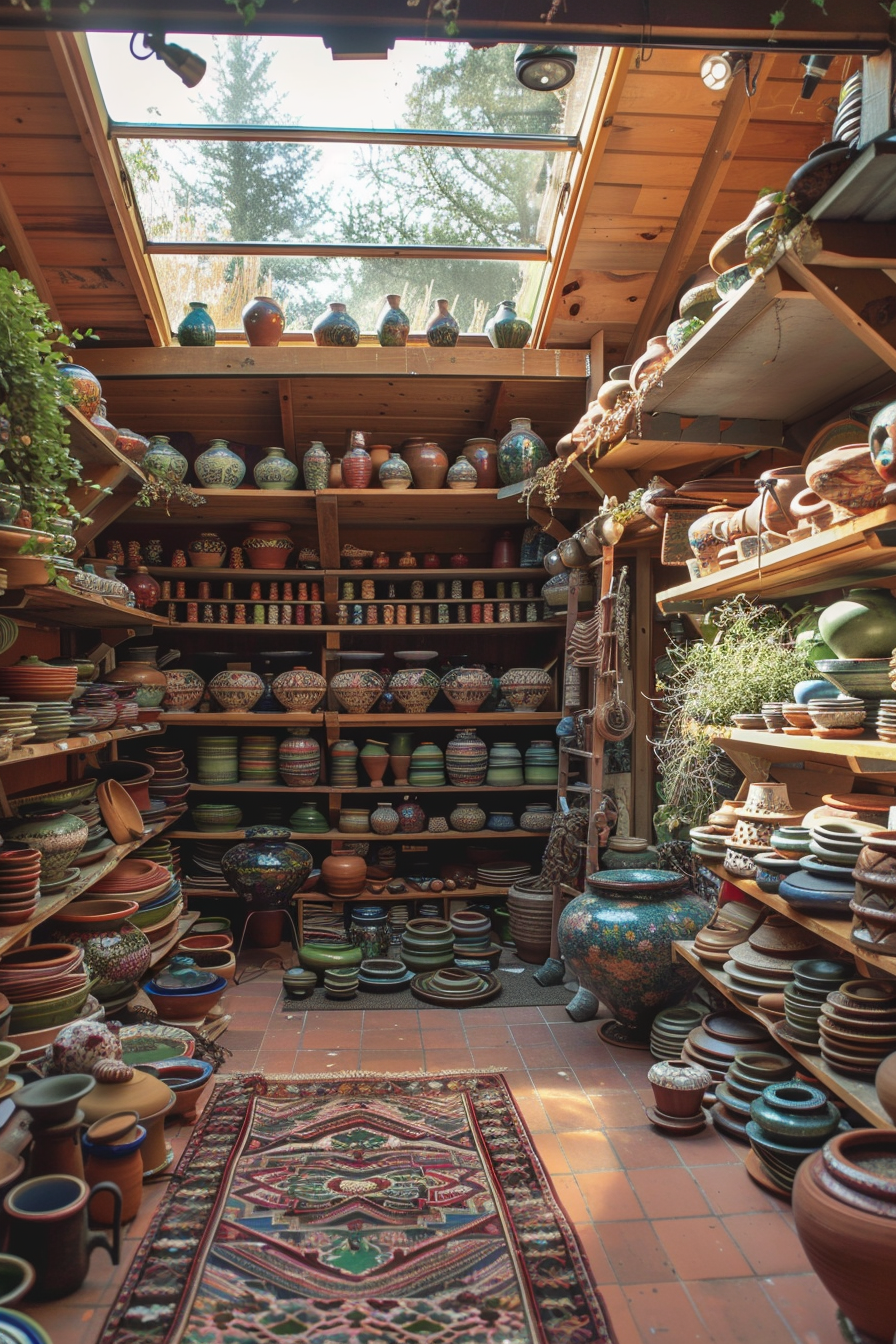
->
xmin=194 ymin=439 xmax=245 ymax=490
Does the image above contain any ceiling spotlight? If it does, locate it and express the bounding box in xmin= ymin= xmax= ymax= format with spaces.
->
xmin=130 ymin=32 xmax=206 ymax=88
xmin=700 ymin=51 xmax=743 ymax=91
xmin=799 ymin=53 xmax=833 ymax=99
xmin=514 ymin=44 xmax=577 ymax=92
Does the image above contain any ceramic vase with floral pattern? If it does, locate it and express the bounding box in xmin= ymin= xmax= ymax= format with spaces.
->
xmin=222 ymin=825 xmax=312 ymax=910
xmin=497 ymin=417 xmax=550 ymax=485
xmin=194 ymin=439 xmax=245 ymax=490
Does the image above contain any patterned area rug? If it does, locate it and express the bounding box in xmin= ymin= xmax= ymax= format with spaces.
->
xmin=100 ymin=1073 xmax=614 ymax=1344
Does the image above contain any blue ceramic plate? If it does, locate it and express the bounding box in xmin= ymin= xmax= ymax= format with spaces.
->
xmin=357 ymin=968 xmax=415 ymax=992
xmin=0 ymin=1308 xmax=54 ymax=1344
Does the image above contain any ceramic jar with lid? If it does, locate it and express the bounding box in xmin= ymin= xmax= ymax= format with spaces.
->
xmin=80 ymin=1060 xmax=176 ymax=1175
xmin=221 ymin=826 xmax=313 ymax=909
xmin=194 ymin=439 xmax=245 ymax=490
xmin=208 ymin=670 xmax=265 ymax=712
xmin=440 ymin=666 xmax=493 ymax=714
xmin=647 ymin=1059 xmax=712 ymax=1118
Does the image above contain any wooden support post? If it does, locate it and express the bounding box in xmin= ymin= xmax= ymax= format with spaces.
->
xmin=0 ymin=176 xmax=61 ymax=321
xmin=778 ymin=251 xmax=896 ymax=376
xmin=586 ymin=332 xmax=605 ymax=407
xmin=315 ymin=493 xmax=341 ymax=569
xmin=631 ymin=555 xmax=654 ymax=841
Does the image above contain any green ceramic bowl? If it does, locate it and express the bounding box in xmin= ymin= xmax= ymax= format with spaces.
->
xmin=12 ymin=779 xmax=97 ymax=816
xmin=130 ymin=891 xmax=181 ymax=929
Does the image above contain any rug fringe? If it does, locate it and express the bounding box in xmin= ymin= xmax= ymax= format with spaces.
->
xmin=221 ymin=1068 xmax=502 ymax=1080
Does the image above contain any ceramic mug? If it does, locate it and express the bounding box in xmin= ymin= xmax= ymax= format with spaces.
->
xmin=4 ymin=1174 xmax=121 ymax=1300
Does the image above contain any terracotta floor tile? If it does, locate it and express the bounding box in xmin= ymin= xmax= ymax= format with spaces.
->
xmin=419 ymin=1026 xmax=467 ymax=1046
xmin=652 ymin=1216 xmax=752 ymax=1281
xmin=356 ymin=1051 xmax=426 ymax=1071
xmin=423 ymin=1047 xmax=476 ymax=1071
xmin=629 ymin=1166 xmax=711 ymax=1219
xmin=516 ymin=1044 xmax=569 ymax=1069
xmin=625 ymin=1283 xmax=713 ymax=1344
xmin=509 ymin=1092 xmax=552 ymax=1132
xmin=573 ymin=1222 xmax=616 ymax=1286
xmin=293 ymin=1049 xmax=361 ymax=1071
xmin=555 ymin=1128 xmax=621 ymax=1172
xmin=722 ymin=1212 xmax=813 ymax=1276
xmin=361 ymin=1027 xmax=422 ymax=1049
xmin=693 ymin=1162 xmax=781 ymax=1215
xmin=508 ymin=1023 xmax=556 ymax=1046
xmin=362 ymin=1011 xmax=422 ymax=1029
xmin=501 ymin=1007 xmax=544 ymax=1023
xmin=549 ymin=1173 xmax=592 ymax=1224
xmin=606 ymin=1126 xmax=684 ymax=1170
xmin=671 ymin=1127 xmax=742 ymax=1166
xmin=761 ymin=1274 xmax=843 ymax=1344
xmin=598 ymin=1221 xmax=678 ymax=1285
xmin=575 ymin=1170 xmax=643 ymax=1222
xmin=469 ymin=1045 xmax=527 ymax=1071
xmin=254 ymin=1050 xmax=299 ymax=1074
xmin=598 ymin=1284 xmax=644 ymax=1344
xmin=589 ymin=1091 xmax=651 ymax=1128
xmin=572 ymin=1068 xmax=634 ymax=1094
xmin=27 ymin=1304 xmax=106 ymax=1342
xmin=686 ymin=1277 xmax=797 ymax=1344
xmin=531 ymin=1131 xmax=570 ymax=1174
xmin=463 ymin=1024 xmax=515 ymax=1046
xmin=460 ymin=1007 xmax=505 ymax=1024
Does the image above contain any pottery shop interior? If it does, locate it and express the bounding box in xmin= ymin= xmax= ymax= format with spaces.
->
xmin=2 ymin=4 xmax=896 ymax=1344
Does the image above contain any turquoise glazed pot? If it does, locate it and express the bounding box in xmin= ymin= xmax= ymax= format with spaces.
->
xmin=311 ymin=302 xmax=360 ymax=347
xmin=497 ymin=417 xmax=550 ymax=485
xmin=194 ymin=439 xmax=245 ymax=490
xmin=485 ymin=300 xmax=532 ymax=349
xmin=143 ymin=436 xmax=188 ymax=484
xmin=375 ymin=295 xmax=410 ymax=348
xmin=557 ymin=870 xmax=710 ymax=1040
xmin=817 ymin=588 xmax=896 ymax=659
xmin=221 ymin=825 xmax=312 ymax=910
xmin=176 ymin=301 xmax=216 ymax=347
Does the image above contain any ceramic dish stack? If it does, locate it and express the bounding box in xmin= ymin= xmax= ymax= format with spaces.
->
xmin=190 ymin=803 xmax=243 ymax=834
xmin=357 ymin=958 xmax=414 ymax=993
xmin=724 ymin=916 xmax=821 ymax=1003
xmin=775 ymin=818 xmax=871 ymax=916
xmin=0 ymin=699 xmax=36 ymax=747
xmin=0 ymin=848 xmax=41 ymax=927
xmin=649 ymin=1005 xmax=704 ymax=1060
xmin=725 ymin=781 xmax=804 ymax=880
xmin=781 ymin=702 xmax=813 ymax=734
xmin=807 ymin=697 xmax=866 ymax=739
xmin=732 ymin=713 xmax=766 ymax=731
xmin=478 ymin=860 xmax=530 ymax=888
xmin=682 ymin=1011 xmax=773 ymax=1088
xmin=400 ymin=918 xmax=455 ymax=971
xmin=87 ymin=858 xmax=173 ymax=905
xmin=689 ymin=824 xmax=731 ymax=862
xmin=850 ymin=829 xmax=896 ymax=957
xmin=77 ymin=685 xmax=118 ymax=731
xmin=0 ymin=658 xmax=77 ymax=704
xmin=144 ymin=958 xmax=227 ymax=1024
xmin=411 ymin=965 xmax=501 ymax=1006
xmin=760 ymin=702 xmax=787 ymax=733
xmin=184 ymin=841 xmax=231 ymax=896
xmin=776 ymin=958 xmax=850 ymax=1049
xmin=818 ymin=978 xmax=896 ymax=1076
xmin=325 ymin=966 xmax=358 ymax=999
xmin=874 ymin=698 xmax=896 ymax=742
xmin=239 ymin=735 xmax=279 ymax=785
xmin=30 ymin=701 xmax=73 ymax=744
xmin=0 ymin=944 xmax=89 ymax=1035
xmin=692 ymin=891 xmax=762 ymax=965
xmin=711 ymin=1050 xmax=795 ymax=1141
xmin=745 ymin=1080 xmax=842 ymax=1197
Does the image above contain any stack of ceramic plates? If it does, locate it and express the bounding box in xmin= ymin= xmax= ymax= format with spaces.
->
xmin=140 ymin=839 xmax=178 ymax=876
xmin=807 ymin=696 xmax=865 ymax=739
xmin=0 ymin=944 xmax=86 ymax=1023
xmin=30 ymin=702 xmax=73 ymax=743
xmin=689 ymin=825 xmax=731 ymax=861
xmin=649 ymin=1005 xmax=704 ymax=1060
xmin=745 ymin=1079 xmax=841 ymax=1195
xmin=776 ymin=957 xmax=848 ymax=1048
xmin=77 ymin=684 xmax=119 ymax=731
xmin=832 ymin=69 xmax=862 ymax=145
xmin=760 ymin=702 xmax=787 ymax=732
xmin=753 ymin=851 xmax=802 ymax=894
xmin=0 ymin=848 xmax=41 ymax=926
xmin=71 ymin=816 xmax=114 ymax=866
xmin=0 ymin=699 xmax=36 ymax=747
xmin=408 ymin=743 xmax=446 ymax=787
xmin=389 ymin=904 xmax=409 ymax=940
xmin=113 ymin=692 xmax=140 ymax=728
xmin=239 ymin=734 xmax=279 ymax=784
xmin=682 ymin=1011 xmax=772 ymax=1086
xmin=325 ymin=966 xmax=358 ymax=999
xmin=358 ymin=958 xmax=414 ymax=992
xmin=724 ymin=944 xmax=806 ymax=1002
xmin=88 ymin=857 xmax=172 ymax=902
xmin=412 ymin=965 xmax=501 ymax=1005
xmin=809 ymin=818 xmax=870 ymax=868
xmin=485 ymin=743 xmax=524 ymax=787
xmin=875 ymin=698 xmax=896 ymax=742
xmin=732 ymin=712 xmax=766 ymax=730
xmin=184 ymin=841 xmax=231 ymax=895
xmin=303 ymin=906 xmax=350 ymax=942
xmin=819 ymin=978 xmax=896 ymax=1076
xmin=400 ymin=918 xmax=455 ymax=971
xmin=477 ymin=861 xmax=530 ymax=888
xmin=693 ymin=895 xmax=762 ymax=964
xmin=131 ymin=877 xmax=184 ymax=943
xmin=711 ymin=1050 xmax=794 ymax=1141
xmin=0 ymin=660 xmax=77 ymax=703
xmin=196 ymin=736 xmax=239 ymax=785
xmin=190 ymin=803 xmax=243 ymax=833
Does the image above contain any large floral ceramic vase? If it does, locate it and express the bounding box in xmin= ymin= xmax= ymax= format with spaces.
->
xmin=497 ymin=417 xmax=550 ymax=484
xmin=45 ymin=900 xmax=151 ymax=1003
xmin=221 ymin=825 xmax=312 ymax=909
xmin=143 ymin=436 xmax=188 ymax=484
xmin=557 ymin=869 xmax=709 ymax=1041
xmin=194 ymin=439 xmax=245 ymax=490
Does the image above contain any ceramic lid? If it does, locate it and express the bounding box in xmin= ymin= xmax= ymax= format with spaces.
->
xmin=85 ymin=1110 xmax=139 ymax=1145
xmin=81 ymin=1062 xmax=174 ymax=1122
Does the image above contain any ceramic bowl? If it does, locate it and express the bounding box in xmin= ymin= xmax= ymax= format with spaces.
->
xmin=16 ymin=1072 xmax=95 ymax=1124
xmin=666 ymin=316 xmax=705 ymax=353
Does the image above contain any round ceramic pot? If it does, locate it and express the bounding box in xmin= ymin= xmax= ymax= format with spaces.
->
xmin=370 ymin=802 xmax=399 ymax=834
xmin=379 ymin=452 xmax=412 ymax=491
xmin=497 ymin=417 xmax=550 ymax=485
xmin=445 ymin=729 xmax=488 ymax=786
xmin=403 ymin=442 xmax=449 ymax=490
xmin=209 ymin=670 xmax=265 ymax=712
xmin=243 ymin=523 xmax=295 ymax=570
xmin=5 ymin=809 xmax=88 ymax=882
xmin=123 ymin=567 xmax=160 ymax=611
xmin=449 ymin=802 xmax=486 ymax=833
xmin=162 ymin=668 xmax=205 ymax=713
xmin=647 ymin=1059 xmax=712 ymax=1117
xmin=187 ymin=532 xmax=227 ymax=568
xmin=194 ymin=439 xmax=245 ymax=490
xmin=376 ymin=295 xmax=409 ymax=347
xmin=818 ymin=588 xmax=896 ymax=659
xmin=558 ymin=871 xmax=710 ymax=1039
xmin=221 ymin=826 xmax=312 ymax=910
xmin=520 ymin=804 xmax=554 ymax=832
xmin=299 ymin=940 xmax=362 ymax=983
xmin=254 ymin=447 xmax=298 ymax=490
xmin=176 ymin=302 xmax=215 ymax=346
xmin=338 ymin=808 xmax=370 ymax=835
xmin=388 ymin=668 xmax=440 ymax=713
xmin=45 ymin=900 xmax=150 ymax=1002
xmin=440 ymin=666 xmax=493 ymax=714
xmin=279 ymin=736 xmax=321 ymax=787
xmin=272 ymin=666 xmax=326 ymax=712
xmin=485 ymin=300 xmax=532 ymax=349
xmin=462 ymin=437 xmax=498 ymax=488
xmin=143 ymin=436 xmax=188 ymax=484
xmin=311 ymin=302 xmax=360 ymax=346
xmin=56 ymin=362 xmax=102 ymax=417
xmin=425 ymin=299 xmax=459 ymax=347
xmin=499 ymin=667 xmax=552 ymax=711
xmin=330 ymin=669 xmax=385 ymax=713
xmin=288 ymin=803 xmax=328 ymax=833
xmin=241 ymin=295 xmax=285 ymax=347
xmin=321 ymin=853 xmax=367 ymax=898
xmin=397 ymin=799 xmax=426 ymax=833
xmin=446 ymin=457 xmax=478 ymax=491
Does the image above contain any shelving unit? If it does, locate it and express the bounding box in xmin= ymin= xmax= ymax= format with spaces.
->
xmin=170 ymin=827 xmax=542 ymax=842
xmin=161 ymin=712 xmax=561 ymax=727
xmin=0 ymin=585 xmax=170 ymax=629
xmin=0 ymin=722 xmax=161 ymax=778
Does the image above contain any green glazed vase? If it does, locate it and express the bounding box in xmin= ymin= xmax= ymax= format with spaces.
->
xmin=254 ymin=447 xmax=298 ymax=490
xmin=177 ymin=301 xmax=216 ymax=347
xmin=194 ymin=439 xmax=245 ymax=491
xmin=817 ymin=587 xmax=896 ymax=659
xmin=375 ymin=295 xmax=410 ymax=348
xmin=143 ymin=436 xmax=188 ymax=484
xmin=485 ymin=300 xmax=532 ymax=349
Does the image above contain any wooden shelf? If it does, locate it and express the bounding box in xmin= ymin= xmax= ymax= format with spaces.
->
xmin=163 ymin=620 xmax=561 ymax=632
xmin=171 ymin=828 xmax=543 ymax=842
xmin=703 ymin=860 xmax=896 ymax=973
xmin=0 ymin=585 xmax=170 ymax=629
xmin=187 ymin=782 xmax=555 ymax=794
xmin=673 ymin=939 xmax=889 ymax=1128
xmin=63 ymin=404 xmax=146 ymax=485
xmin=640 ymin=265 xmax=891 ymax=424
xmin=188 ymin=882 xmax=519 ymax=902
xmin=129 ymin=488 xmax=551 ymax=527
xmin=161 ymin=711 xmax=561 ymax=726
xmin=146 ymin=566 xmax=539 ymax=583
xmin=710 ymin=726 xmax=896 ymax=770
xmin=0 ymin=722 xmax=162 ymax=772
xmin=656 ymin=505 xmax=896 ymax=614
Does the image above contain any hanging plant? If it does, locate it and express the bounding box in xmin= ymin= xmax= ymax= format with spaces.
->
xmin=135 ymin=478 xmax=205 ymax=512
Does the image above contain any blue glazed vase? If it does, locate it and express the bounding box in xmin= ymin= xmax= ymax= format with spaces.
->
xmin=486 ymin=811 xmax=516 ymax=832
xmin=497 ymin=417 xmax=550 ymax=485
xmin=375 ymin=294 xmax=410 ymax=348
xmin=221 ymin=825 xmax=312 ymax=910
xmin=312 ymin=301 xmax=360 ymax=347
xmin=485 ymin=300 xmax=532 ymax=349
xmin=557 ymin=870 xmax=710 ymax=1040
xmin=194 ymin=439 xmax=245 ymax=490
xmin=142 ymin=436 xmax=188 ymax=484
xmin=177 ymin=301 xmax=216 ymax=347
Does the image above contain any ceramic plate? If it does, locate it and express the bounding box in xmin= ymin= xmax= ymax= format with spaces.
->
xmin=119 ymin=1024 xmax=195 ymax=1065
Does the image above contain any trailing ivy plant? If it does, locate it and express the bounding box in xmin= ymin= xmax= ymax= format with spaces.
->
xmin=0 ymin=256 xmax=90 ymax=533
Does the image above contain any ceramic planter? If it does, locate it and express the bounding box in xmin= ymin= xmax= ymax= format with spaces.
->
xmin=241 ymin=295 xmax=285 ymax=347
xmin=647 ymin=1059 xmax=712 ymax=1117
xmin=818 ymin=588 xmax=896 ymax=659
xmin=221 ymin=826 xmax=312 ymax=909
xmin=208 ymin=670 xmax=265 ymax=712
xmin=272 ymin=666 xmax=326 ymax=712
xmin=360 ymin=740 xmax=389 ymax=787
xmin=321 ymin=853 xmax=367 ymax=897
xmin=243 ymin=523 xmax=295 ymax=570
xmin=45 ymin=900 xmax=150 ymax=1002
xmin=298 ymin=940 xmax=363 ymax=983
xmin=254 ymin=447 xmax=298 ymax=490
xmin=388 ymin=667 xmax=440 ymax=713
xmin=497 ymin=417 xmax=550 ymax=485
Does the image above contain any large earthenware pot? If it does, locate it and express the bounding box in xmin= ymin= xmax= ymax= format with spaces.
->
xmin=311 ymin=301 xmax=360 ymax=347
xmin=241 ymin=295 xmax=285 ymax=347
xmin=497 ymin=417 xmax=550 ymax=485
xmin=208 ymin=669 xmax=265 ymax=712
xmin=272 ymin=666 xmax=326 ymax=712
xmin=194 ymin=439 xmax=245 ymax=490
xmin=56 ymin=362 xmax=102 ymax=417
xmin=817 ymin=588 xmax=896 ymax=659
xmin=176 ymin=301 xmax=216 ymax=347
xmin=557 ymin=870 xmax=710 ymax=1040
xmin=107 ymin=660 xmax=167 ymax=707
xmin=485 ymin=299 xmax=531 ymax=349
xmin=44 ymin=899 xmax=150 ymax=1003
xmin=187 ymin=531 xmax=227 ymax=567
xmin=403 ymin=441 xmax=449 ymax=490
xmin=4 ymin=1175 xmax=120 ymax=1301
xmin=462 ymin=437 xmax=498 ymax=488
xmin=143 ymin=436 xmax=188 ymax=484
xmin=793 ymin=1129 xmax=896 ymax=1344
xmin=499 ymin=667 xmax=551 ymax=711
xmin=805 ymin=444 xmax=886 ymax=515
xmin=254 ymin=447 xmax=298 ymax=490
xmin=330 ymin=668 xmax=385 ymax=713
xmin=221 ymin=826 xmax=312 ymax=910
xmin=440 ymin=665 xmax=492 ymax=713
xmin=388 ymin=667 xmax=440 ymax=713
xmin=869 ymin=400 xmax=896 ymax=484
xmin=162 ymin=668 xmax=205 ymax=712
xmin=376 ymin=294 xmax=409 ymax=347
xmin=321 ymin=853 xmax=367 ymax=898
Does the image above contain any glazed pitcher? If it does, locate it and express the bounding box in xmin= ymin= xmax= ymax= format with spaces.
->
xmin=4 ymin=1174 xmax=121 ymax=1300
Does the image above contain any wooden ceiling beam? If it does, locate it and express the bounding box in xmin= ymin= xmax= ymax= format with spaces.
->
xmin=0 ymin=175 xmax=61 ymax=322
xmin=624 ymin=56 xmax=775 ymax=363
xmin=46 ymin=32 xmax=171 ymax=348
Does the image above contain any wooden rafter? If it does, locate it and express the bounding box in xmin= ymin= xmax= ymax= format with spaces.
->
xmin=624 ymin=56 xmax=775 ymax=362
xmin=46 ymin=32 xmax=171 ymax=347
xmin=0 ymin=175 xmax=61 ymax=322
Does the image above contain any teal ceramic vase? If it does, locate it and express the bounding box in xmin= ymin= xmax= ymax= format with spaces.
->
xmin=379 ymin=452 xmax=412 ymax=491
xmin=176 ymin=302 xmax=216 ymax=347
xmin=497 ymin=416 xmax=550 ymax=485
xmin=194 ymin=439 xmax=245 ymax=490
xmin=302 ymin=441 xmax=330 ymax=490
xmin=817 ymin=588 xmax=896 ymax=659
xmin=254 ymin=447 xmax=298 ymax=490
xmin=376 ymin=295 xmax=410 ymax=347
xmin=557 ymin=870 xmax=710 ymax=1041
xmin=311 ymin=302 xmax=360 ymax=347
xmin=425 ymin=299 xmax=459 ymax=347
xmin=485 ymin=300 xmax=532 ymax=349
xmin=221 ymin=825 xmax=312 ymax=910
xmin=143 ymin=436 xmax=188 ymax=484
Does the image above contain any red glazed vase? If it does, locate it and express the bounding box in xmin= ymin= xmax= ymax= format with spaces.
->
xmin=341 ymin=445 xmax=373 ymax=489
xmin=123 ymin=567 xmax=160 ymax=611
xmin=491 ymin=531 xmax=518 ymax=568
xmin=241 ymin=295 xmax=285 ymax=347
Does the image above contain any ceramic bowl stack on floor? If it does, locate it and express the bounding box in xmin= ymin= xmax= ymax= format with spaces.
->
xmin=682 ymin=1011 xmax=774 ymax=1090
xmin=712 ymin=1050 xmax=795 ymax=1141
xmin=649 ymin=1005 xmax=704 ymax=1060
xmin=723 ymin=914 xmax=821 ymax=1003
xmin=411 ymin=965 xmax=501 ymax=1006
xmin=507 ymin=878 xmax=552 ymax=962
xmin=851 ymin=830 xmax=896 ymax=958
xmin=746 ymin=1080 xmax=842 ymax=1197
xmin=776 ymin=958 xmax=849 ymax=1049
xmin=325 ymin=966 xmax=358 ymax=999
xmin=450 ymin=909 xmax=493 ymax=961
xmin=358 ymin=958 xmax=414 ymax=993
xmin=819 ymin=978 xmax=896 ymax=1076
xmin=400 ymin=919 xmax=455 ymax=971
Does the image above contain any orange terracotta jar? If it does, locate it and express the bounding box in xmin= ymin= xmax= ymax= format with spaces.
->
xmin=321 ymin=853 xmax=367 ymax=897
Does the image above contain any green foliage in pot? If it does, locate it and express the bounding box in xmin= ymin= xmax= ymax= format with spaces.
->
xmin=652 ymin=598 xmax=814 ymax=828
xmin=0 ymin=257 xmax=86 ymax=532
